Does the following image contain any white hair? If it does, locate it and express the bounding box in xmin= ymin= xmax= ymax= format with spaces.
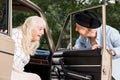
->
xmin=18 ymin=16 xmax=46 ymax=55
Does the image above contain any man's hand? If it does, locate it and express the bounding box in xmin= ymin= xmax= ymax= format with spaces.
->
xmin=107 ymin=50 xmax=116 ymax=56
xmin=92 ymin=44 xmax=101 ymax=50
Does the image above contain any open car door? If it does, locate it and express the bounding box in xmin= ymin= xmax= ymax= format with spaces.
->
xmin=53 ymin=4 xmax=112 ymax=80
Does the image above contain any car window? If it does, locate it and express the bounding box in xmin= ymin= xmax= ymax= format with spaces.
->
xmin=0 ymin=0 xmax=8 ymax=34
xmin=58 ymin=20 xmax=78 ymax=50
xmin=56 ymin=6 xmax=102 ymax=51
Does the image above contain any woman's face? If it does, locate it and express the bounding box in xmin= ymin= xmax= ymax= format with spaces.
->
xmin=75 ymin=23 xmax=95 ymax=37
xmin=31 ymin=26 xmax=45 ymax=42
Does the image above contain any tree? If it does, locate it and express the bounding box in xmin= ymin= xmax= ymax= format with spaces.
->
xmin=17 ymin=0 xmax=120 ymax=45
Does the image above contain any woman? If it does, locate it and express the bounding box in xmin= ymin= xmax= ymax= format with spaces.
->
xmin=73 ymin=11 xmax=120 ymax=80
xmin=11 ymin=16 xmax=46 ymax=80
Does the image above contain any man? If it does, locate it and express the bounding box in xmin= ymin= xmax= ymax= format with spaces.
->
xmin=73 ymin=10 xmax=120 ymax=80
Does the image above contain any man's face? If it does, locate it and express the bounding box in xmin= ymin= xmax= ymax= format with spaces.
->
xmin=75 ymin=23 xmax=92 ymax=37
xmin=75 ymin=23 xmax=88 ymax=37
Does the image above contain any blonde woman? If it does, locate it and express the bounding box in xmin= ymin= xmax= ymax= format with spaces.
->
xmin=11 ymin=16 xmax=46 ymax=80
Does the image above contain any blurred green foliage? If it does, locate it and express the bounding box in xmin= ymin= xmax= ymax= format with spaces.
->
xmin=30 ymin=0 xmax=120 ymax=45
xmin=14 ymin=0 xmax=120 ymax=46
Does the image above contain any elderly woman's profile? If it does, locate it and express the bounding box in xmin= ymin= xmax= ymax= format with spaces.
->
xmin=11 ymin=16 xmax=46 ymax=80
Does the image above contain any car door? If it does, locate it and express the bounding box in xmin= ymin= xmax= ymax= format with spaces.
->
xmin=53 ymin=5 xmax=112 ymax=80
xmin=0 ymin=0 xmax=14 ymax=80
xmin=0 ymin=0 xmax=55 ymax=80
xmin=12 ymin=0 xmax=55 ymax=80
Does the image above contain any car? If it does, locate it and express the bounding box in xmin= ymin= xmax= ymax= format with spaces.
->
xmin=0 ymin=0 xmax=111 ymax=80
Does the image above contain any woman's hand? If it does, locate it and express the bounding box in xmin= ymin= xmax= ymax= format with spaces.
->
xmin=0 ymin=29 xmax=7 ymax=34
